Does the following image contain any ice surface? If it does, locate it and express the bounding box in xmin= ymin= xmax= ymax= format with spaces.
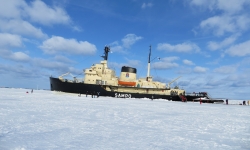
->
xmin=0 ymin=88 xmax=249 ymax=150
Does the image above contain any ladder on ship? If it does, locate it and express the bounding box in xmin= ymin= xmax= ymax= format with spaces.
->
xmin=179 ymin=95 xmax=187 ymax=102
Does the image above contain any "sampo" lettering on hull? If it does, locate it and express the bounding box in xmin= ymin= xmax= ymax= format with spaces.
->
xmin=115 ymin=93 xmax=131 ymax=98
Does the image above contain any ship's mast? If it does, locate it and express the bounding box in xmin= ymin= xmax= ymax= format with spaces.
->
xmin=147 ymin=45 xmax=151 ymax=78
xmin=102 ymin=46 xmax=110 ymax=60
xmin=101 ymin=46 xmax=110 ymax=74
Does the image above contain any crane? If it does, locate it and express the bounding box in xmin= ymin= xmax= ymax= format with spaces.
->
xmin=59 ymin=72 xmax=70 ymax=80
xmin=167 ymin=76 xmax=181 ymax=89
xmin=59 ymin=72 xmax=78 ymax=82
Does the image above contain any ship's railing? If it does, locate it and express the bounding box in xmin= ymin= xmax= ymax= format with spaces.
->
xmin=185 ymin=92 xmax=209 ymax=97
xmin=60 ymin=78 xmax=82 ymax=83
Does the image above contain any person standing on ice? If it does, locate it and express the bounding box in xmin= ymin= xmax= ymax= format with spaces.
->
xmin=97 ymin=92 xmax=100 ymax=98
xmin=200 ymin=97 xmax=202 ymax=104
xmin=86 ymin=91 xmax=88 ymax=97
xmin=31 ymin=89 xmax=33 ymax=93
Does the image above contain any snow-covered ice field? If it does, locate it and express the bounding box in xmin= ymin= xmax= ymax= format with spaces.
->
xmin=0 ymin=88 xmax=249 ymax=150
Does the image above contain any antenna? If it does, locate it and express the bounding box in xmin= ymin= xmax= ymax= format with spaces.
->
xmin=147 ymin=45 xmax=151 ymax=78
xmin=147 ymin=45 xmax=160 ymax=78
xmin=101 ymin=46 xmax=110 ymax=60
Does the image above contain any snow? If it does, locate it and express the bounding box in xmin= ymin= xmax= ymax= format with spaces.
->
xmin=0 ymin=88 xmax=249 ymax=150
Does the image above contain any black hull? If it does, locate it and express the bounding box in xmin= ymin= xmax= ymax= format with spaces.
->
xmin=50 ymin=77 xmax=224 ymax=103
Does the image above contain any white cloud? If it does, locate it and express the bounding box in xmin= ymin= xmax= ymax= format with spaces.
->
xmin=183 ymin=59 xmax=195 ymax=65
xmin=206 ymin=79 xmax=226 ymax=86
xmin=71 ymin=25 xmax=82 ymax=32
xmin=40 ymin=36 xmax=97 ymax=55
xmin=161 ymin=57 xmax=179 ymax=62
xmin=141 ymin=3 xmax=153 ymax=9
xmin=190 ymin=0 xmax=212 ymax=6
xmin=10 ymin=51 xmax=30 ymax=62
xmin=110 ymin=41 xmax=126 ymax=53
xmin=54 ymin=55 xmax=75 ymax=64
xmin=152 ymin=62 xmax=179 ymax=70
xmin=0 ymin=0 xmax=74 ymax=39
xmin=0 ymin=49 xmax=30 ymax=62
xmin=177 ymin=67 xmax=193 ymax=74
xmin=191 ymin=0 xmax=250 ymax=36
xmin=26 ymin=0 xmax=71 ymax=26
xmin=0 ymin=64 xmax=34 ymax=77
xmin=0 ymin=19 xmax=48 ymax=39
xmin=0 ymin=0 xmax=71 ymax=26
xmin=33 ymin=58 xmax=69 ymax=71
xmin=240 ymin=57 xmax=250 ymax=66
xmin=206 ymin=58 xmax=221 ymax=65
xmin=200 ymin=15 xmax=250 ymax=36
xmin=110 ymin=34 xmax=143 ymax=53
xmin=200 ymin=15 xmax=235 ymax=36
xmin=152 ymin=56 xmax=179 ymax=69
xmin=216 ymin=0 xmax=250 ymax=14
xmin=0 ymin=33 xmax=22 ymax=47
xmin=35 ymin=58 xmax=66 ymax=68
xmin=109 ymin=58 xmax=141 ymax=70
xmin=124 ymin=58 xmax=141 ymax=67
xmin=122 ymin=34 xmax=143 ymax=49
xmin=235 ymin=15 xmax=250 ymax=31
xmin=213 ymin=65 xmax=237 ymax=74
xmin=207 ymin=34 xmax=239 ymax=51
xmin=193 ymin=66 xmax=208 ymax=73
xmin=0 ymin=0 xmax=27 ymax=19
xmin=225 ymin=40 xmax=250 ymax=56
xmin=157 ymin=42 xmax=200 ymax=53
xmin=67 ymin=67 xmax=83 ymax=75
xmin=190 ymin=0 xmax=250 ymax=14
xmin=227 ymin=74 xmax=250 ymax=87
xmin=111 ymin=45 xmax=125 ymax=53
xmin=231 ymin=81 xmax=250 ymax=87
xmin=108 ymin=62 xmax=123 ymax=69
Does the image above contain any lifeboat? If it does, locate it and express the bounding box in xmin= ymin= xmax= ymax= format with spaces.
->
xmin=118 ymin=80 xmax=136 ymax=86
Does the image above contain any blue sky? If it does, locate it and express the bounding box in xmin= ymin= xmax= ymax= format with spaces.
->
xmin=0 ymin=0 xmax=250 ymax=99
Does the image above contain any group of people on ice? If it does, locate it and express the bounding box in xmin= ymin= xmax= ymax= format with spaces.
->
xmin=78 ymin=91 xmax=100 ymax=98
xmin=225 ymin=99 xmax=250 ymax=105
